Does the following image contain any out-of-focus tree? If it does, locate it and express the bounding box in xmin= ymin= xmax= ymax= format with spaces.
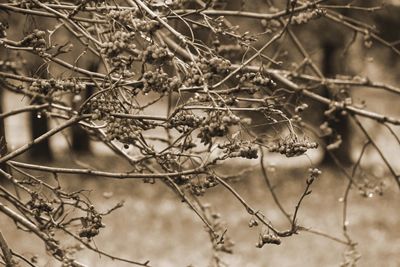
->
xmin=0 ymin=89 xmax=7 ymax=172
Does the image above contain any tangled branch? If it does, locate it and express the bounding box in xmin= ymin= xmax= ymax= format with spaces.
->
xmin=0 ymin=0 xmax=399 ymax=265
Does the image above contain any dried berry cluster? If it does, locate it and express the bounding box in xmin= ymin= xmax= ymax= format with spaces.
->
xmin=132 ymin=18 xmax=160 ymax=33
xmin=188 ymin=92 xmax=212 ymax=104
xmin=186 ymin=175 xmax=219 ymax=196
xmin=156 ymin=153 xmax=181 ymax=172
xmin=142 ymin=69 xmax=181 ymax=93
xmin=100 ymin=30 xmax=136 ymax=56
xmin=2 ymin=0 xmax=396 ymax=266
xmin=106 ymin=8 xmax=159 ymax=32
xmin=234 ymin=145 xmax=258 ymax=159
xmin=106 ymin=8 xmax=136 ymax=24
xmin=29 ymin=79 xmax=86 ymax=95
xmin=207 ymin=57 xmax=231 ymax=75
xmin=141 ymin=44 xmax=173 ymax=64
xmin=219 ymin=140 xmax=258 ymax=159
xmin=326 ymin=134 xmax=343 ymax=151
xmin=89 ymin=97 xmax=118 ymax=120
xmin=61 ymin=256 xmax=75 ymax=267
xmin=106 ymin=117 xmax=143 ymax=145
xmin=89 ymin=95 xmax=153 ymax=146
xmin=0 ymin=60 xmax=18 ymax=72
xmin=238 ymin=72 xmax=276 ymax=87
xmin=78 ymin=207 xmax=105 ymax=239
xmin=168 ymin=112 xmax=201 ymax=133
xmin=21 ymin=29 xmax=46 ymax=52
xmin=268 ymin=138 xmax=318 ymax=157
xmin=185 ymin=57 xmax=231 ymax=86
xmin=203 ymin=175 xmax=218 ymax=188
xmin=110 ymin=56 xmax=136 ymax=78
xmin=27 ymin=194 xmax=54 ymax=216
xmin=291 ymin=8 xmax=326 ymax=25
xmin=307 ymin=167 xmax=322 ymax=184
xmin=260 ymin=18 xmax=282 ymax=32
xmin=256 ymin=232 xmax=281 ymax=248
xmin=0 ymin=21 xmax=7 ymax=38
xmin=188 ymin=181 xmax=204 ymax=196
xmin=295 ymin=103 xmax=309 ymax=113
xmin=148 ymin=0 xmax=183 ymax=10
xmin=198 ymin=111 xmax=241 ymax=145
xmin=173 ymin=174 xmax=190 ymax=186
xmin=188 ymin=93 xmax=238 ymax=108
xmin=363 ymin=32 xmax=373 ymax=48
xmin=248 ymin=218 xmax=259 ymax=228
xmin=189 ymin=182 xmax=205 ymax=196
xmin=357 ymin=177 xmax=385 ymax=198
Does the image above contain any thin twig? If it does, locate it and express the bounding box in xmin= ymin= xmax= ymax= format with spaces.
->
xmin=0 ymin=116 xmax=87 ymax=164
xmin=259 ymin=148 xmax=291 ymax=222
xmin=351 ymin=116 xmax=400 ymax=190
xmin=0 ymin=231 xmax=14 ymax=267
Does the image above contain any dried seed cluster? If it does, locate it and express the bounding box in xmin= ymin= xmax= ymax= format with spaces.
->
xmin=142 ymin=69 xmax=181 ymax=93
xmin=256 ymin=233 xmax=281 ymax=248
xmin=100 ymin=30 xmax=136 ymax=56
xmin=141 ymin=44 xmax=173 ymax=64
xmin=185 ymin=56 xmax=231 ymax=86
xmin=106 ymin=117 xmax=143 ymax=144
xmin=21 ymin=29 xmax=46 ymax=52
xmin=169 ymin=112 xmax=202 ymax=133
xmin=268 ymin=138 xmax=318 ymax=157
xmin=27 ymin=194 xmax=54 ymax=216
xmin=78 ymin=208 xmax=105 ymax=239
xmin=291 ymin=8 xmax=326 ymax=25
xmin=307 ymin=167 xmax=322 ymax=184
xmin=0 ymin=60 xmax=18 ymax=72
xmin=198 ymin=112 xmax=241 ymax=145
xmin=238 ymin=72 xmax=276 ymax=87
xmin=220 ymin=140 xmax=258 ymax=159
xmin=188 ymin=175 xmax=218 ymax=196
xmin=248 ymin=218 xmax=259 ymax=228
xmin=89 ymin=97 xmax=121 ymax=120
xmin=29 ymin=79 xmax=86 ymax=95
xmin=106 ymin=9 xmax=137 ymax=24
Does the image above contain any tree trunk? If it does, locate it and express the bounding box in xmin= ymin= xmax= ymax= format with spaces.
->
xmin=29 ymin=70 xmax=52 ymax=161
xmin=0 ymin=89 xmax=9 ymax=173
xmin=29 ymin=105 xmax=52 ymax=160
xmin=71 ymin=62 xmax=98 ymax=153
xmin=321 ymin=42 xmax=352 ymax=166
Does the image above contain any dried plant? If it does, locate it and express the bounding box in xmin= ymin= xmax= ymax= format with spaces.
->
xmin=0 ymin=0 xmax=399 ymax=266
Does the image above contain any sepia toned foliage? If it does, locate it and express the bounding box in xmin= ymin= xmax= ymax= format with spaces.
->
xmin=0 ymin=0 xmax=399 ymax=266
